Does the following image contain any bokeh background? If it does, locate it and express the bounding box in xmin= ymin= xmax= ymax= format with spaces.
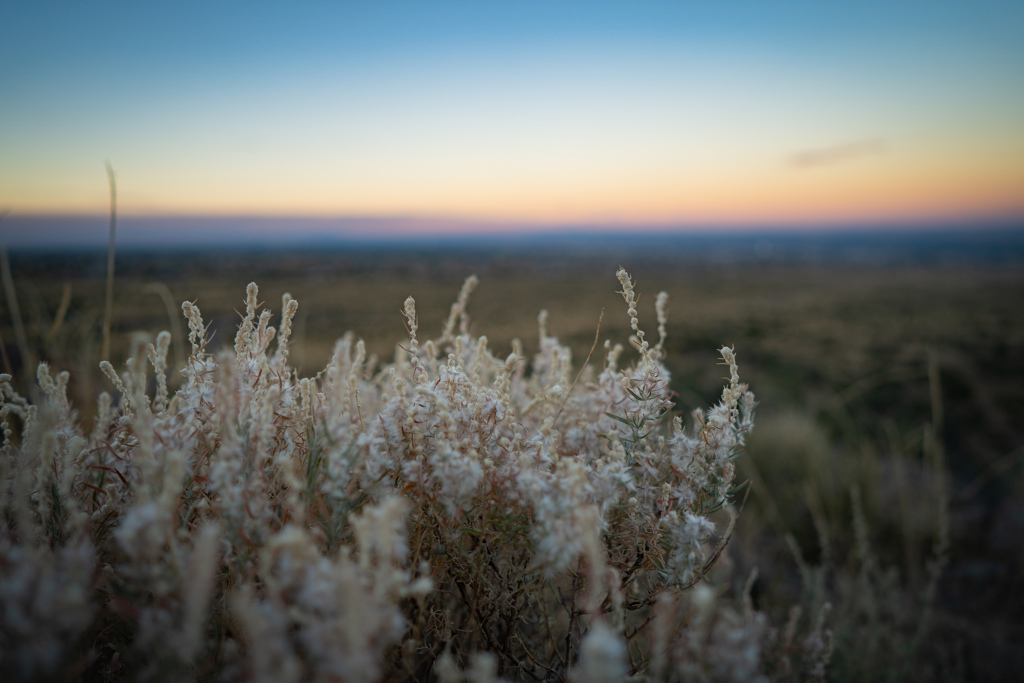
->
xmin=2 ymin=2 xmax=1023 ymax=680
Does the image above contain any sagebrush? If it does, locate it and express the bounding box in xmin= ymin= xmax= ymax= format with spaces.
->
xmin=0 ymin=269 xmax=830 ymax=681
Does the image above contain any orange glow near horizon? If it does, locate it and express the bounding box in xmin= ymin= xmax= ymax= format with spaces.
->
xmin=7 ymin=144 xmax=1022 ymax=228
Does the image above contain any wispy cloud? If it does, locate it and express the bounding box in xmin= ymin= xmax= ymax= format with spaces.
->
xmin=790 ymin=138 xmax=886 ymax=169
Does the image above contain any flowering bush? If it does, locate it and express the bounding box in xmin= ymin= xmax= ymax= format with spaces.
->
xmin=0 ymin=268 xmax=820 ymax=682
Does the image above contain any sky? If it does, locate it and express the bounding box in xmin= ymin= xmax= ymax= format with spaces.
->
xmin=2 ymin=1 xmax=1023 ymax=238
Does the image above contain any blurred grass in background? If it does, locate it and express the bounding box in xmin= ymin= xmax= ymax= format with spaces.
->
xmin=3 ymin=245 xmax=1022 ymax=680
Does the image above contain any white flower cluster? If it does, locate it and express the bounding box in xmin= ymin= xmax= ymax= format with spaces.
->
xmin=348 ymin=268 xmax=754 ymax=587
xmin=0 ymin=269 xmax=762 ymax=681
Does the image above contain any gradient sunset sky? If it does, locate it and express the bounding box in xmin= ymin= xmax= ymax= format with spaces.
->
xmin=2 ymin=1 xmax=1023 ymax=232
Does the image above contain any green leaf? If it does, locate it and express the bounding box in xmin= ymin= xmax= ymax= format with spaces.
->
xmin=726 ymin=480 xmax=750 ymax=497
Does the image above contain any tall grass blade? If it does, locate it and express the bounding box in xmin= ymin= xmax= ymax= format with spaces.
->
xmin=101 ymin=161 xmax=117 ymax=363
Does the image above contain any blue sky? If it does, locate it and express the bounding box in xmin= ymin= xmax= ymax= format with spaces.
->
xmin=2 ymin=1 xmax=1023 ymax=238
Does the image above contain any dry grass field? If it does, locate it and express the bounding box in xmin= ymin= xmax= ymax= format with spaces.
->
xmin=3 ymin=240 xmax=1023 ymax=680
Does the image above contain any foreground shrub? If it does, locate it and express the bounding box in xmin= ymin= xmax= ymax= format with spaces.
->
xmin=0 ymin=269 xmax=822 ymax=681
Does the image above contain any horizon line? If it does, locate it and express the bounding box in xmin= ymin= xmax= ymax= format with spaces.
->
xmin=3 ymin=211 xmax=1023 ymax=250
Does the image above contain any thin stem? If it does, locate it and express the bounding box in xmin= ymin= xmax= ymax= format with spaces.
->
xmin=101 ymin=161 xmax=117 ymax=363
xmin=0 ymin=235 xmax=32 ymax=385
xmin=554 ymin=309 xmax=603 ymax=425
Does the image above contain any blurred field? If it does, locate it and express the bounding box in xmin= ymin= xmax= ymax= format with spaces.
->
xmin=3 ymin=243 xmax=1023 ymax=680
